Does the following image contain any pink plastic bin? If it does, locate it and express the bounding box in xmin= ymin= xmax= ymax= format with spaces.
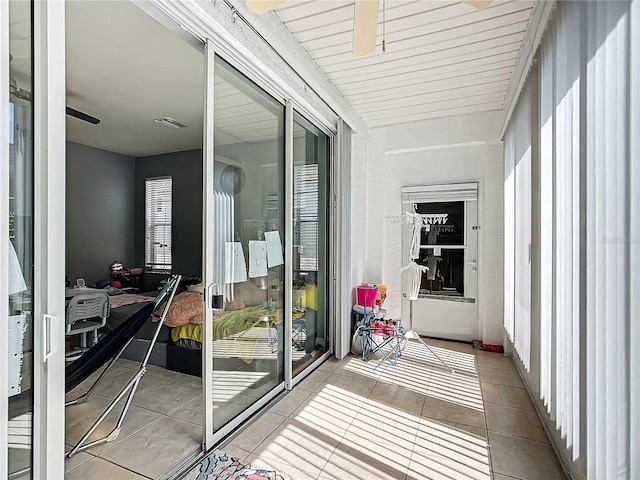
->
xmin=356 ymin=286 xmax=378 ymax=308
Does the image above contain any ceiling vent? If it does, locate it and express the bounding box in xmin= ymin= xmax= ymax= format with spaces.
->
xmin=154 ymin=117 xmax=188 ymax=129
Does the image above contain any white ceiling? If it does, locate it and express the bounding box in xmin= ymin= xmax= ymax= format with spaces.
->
xmin=11 ymin=0 xmax=533 ymax=156
xmin=273 ymin=0 xmax=533 ymax=127
xmin=64 ymin=1 xmax=205 ymax=157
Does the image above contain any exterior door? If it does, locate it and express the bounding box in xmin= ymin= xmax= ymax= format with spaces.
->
xmin=2 ymin=1 xmax=66 ymax=478
xmin=401 ymin=184 xmax=479 ymax=341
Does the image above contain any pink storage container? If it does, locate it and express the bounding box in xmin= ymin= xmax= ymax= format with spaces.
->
xmin=356 ymin=286 xmax=378 ymax=308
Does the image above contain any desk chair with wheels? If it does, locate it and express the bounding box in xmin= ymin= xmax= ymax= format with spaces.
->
xmin=66 ymin=292 xmax=110 ymax=355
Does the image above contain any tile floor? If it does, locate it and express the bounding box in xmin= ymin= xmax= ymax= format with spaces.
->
xmin=64 ymin=358 xmax=204 ymax=480
xmin=61 ymin=339 xmax=567 ymax=479
xmin=222 ymin=339 xmax=568 ymax=480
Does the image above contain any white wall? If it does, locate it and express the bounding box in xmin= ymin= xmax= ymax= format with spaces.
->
xmin=366 ymin=111 xmax=504 ymax=344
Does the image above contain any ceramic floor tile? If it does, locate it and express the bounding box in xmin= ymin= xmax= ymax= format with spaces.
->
xmin=410 ymin=417 xmax=490 ymax=480
xmin=252 ymin=418 xmax=338 ymax=478
xmin=295 ymin=368 xmax=331 ymax=392
xmin=229 ymin=411 xmax=287 ymax=452
xmin=342 ymin=405 xmax=419 ymax=463
xmin=368 ymin=380 xmax=427 ymax=417
xmin=145 ymin=364 xmax=202 ymax=384
xmin=63 ymin=448 xmax=94 ymax=473
xmin=65 ymin=394 xmax=112 ymax=425
xmin=289 ymin=386 xmax=360 ymax=439
xmin=438 ymin=340 xmax=477 ymax=355
xmin=317 ymin=370 xmax=377 ymax=400
xmin=492 ymin=474 xmax=521 ymax=480
xmin=320 ymin=440 xmax=409 ymax=480
xmin=168 ymin=394 xmax=204 ymax=426
xmin=421 ymin=395 xmax=486 ymax=429
xmin=267 ymin=387 xmax=312 ymax=417
xmin=478 ymin=367 xmax=525 ymax=389
xmin=488 ymin=431 xmax=566 ymax=480
xmin=219 ymin=444 xmax=252 ymax=462
xmin=75 ymin=365 xmax=133 ymax=391
xmin=91 ymin=370 xmax=166 ymax=398
xmin=248 ymin=452 xmax=317 ymax=480
xmin=99 ymin=416 xmax=201 ymax=478
xmin=130 ymin=378 xmax=202 ymax=414
xmin=426 ymin=370 xmax=484 ymax=413
xmin=476 ymin=352 xmax=517 ymax=371
xmin=484 ymin=403 xmax=549 ymax=444
xmin=65 ymin=404 xmax=164 ymax=455
xmin=481 ymin=383 xmax=535 ymax=412
xmin=65 ymin=457 xmax=148 ymax=480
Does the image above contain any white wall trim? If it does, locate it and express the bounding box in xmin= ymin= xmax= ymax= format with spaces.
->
xmin=501 ymin=0 xmax=556 ymax=138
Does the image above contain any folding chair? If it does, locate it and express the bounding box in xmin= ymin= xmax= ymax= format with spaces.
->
xmin=65 ymin=274 xmax=181 ymax=458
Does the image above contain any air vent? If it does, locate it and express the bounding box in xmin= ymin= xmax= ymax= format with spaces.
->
xmin=154 ymin=117 xmax=188 ymax=129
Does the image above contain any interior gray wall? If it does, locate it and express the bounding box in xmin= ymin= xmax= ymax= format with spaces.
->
xmin=134 ymin=149 xmax=203 ymax=284
xmin=66 ymin=141 xmax=135 ymax=285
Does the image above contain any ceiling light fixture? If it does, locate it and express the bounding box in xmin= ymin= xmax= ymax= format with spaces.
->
xmin=154 ymin=117 xmax=188 ymax=129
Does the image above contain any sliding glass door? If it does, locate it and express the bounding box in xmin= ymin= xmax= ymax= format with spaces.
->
xmin=2 ymin=1 xmax=66 ymax=478
xmin=204 ymin=53 xmax=286 ymax=442
xmin=291 ymin=113 xmax=330 ymax=377
xmin=5 ymin=1 xmax=35 ymax=477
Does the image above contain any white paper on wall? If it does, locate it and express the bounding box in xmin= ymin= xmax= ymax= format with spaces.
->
xmin=9 ymin=241 xmax=27 ymax=295
xmin=225 ymin=242 xmax=247 ymax=283
xmin=8 ymin=314 xmax=26 ymax=397
xmin=264 ymin=231 xmax=284 ymax=267
xmin=248 ymin=241 xmax=268 ymax=278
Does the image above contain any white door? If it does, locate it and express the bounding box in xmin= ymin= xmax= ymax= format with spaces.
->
xmin=2 ymin=1 xmax=66 ymax=478
xmin=401 ymin=184 xmax=479 ymax=342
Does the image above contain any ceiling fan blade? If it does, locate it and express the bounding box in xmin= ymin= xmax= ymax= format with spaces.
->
xmin=460 ymin=0 xmax=494 ymax=9
xmin=352 ymin=0 xmax=379 ymax=56
xmin=66 ymin=107 xmax=100 ymax=125
xmin=246 ymin=0 xmax=285 ymax=15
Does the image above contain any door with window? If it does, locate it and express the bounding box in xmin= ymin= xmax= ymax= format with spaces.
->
xmin=401 ymin=184 xmax=478 ymax=341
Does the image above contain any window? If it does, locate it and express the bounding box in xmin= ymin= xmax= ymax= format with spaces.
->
xmin=293 ymin=163 xmax=319 ymax=271
xmin=145 ymin=176 xmax=172 ymax=271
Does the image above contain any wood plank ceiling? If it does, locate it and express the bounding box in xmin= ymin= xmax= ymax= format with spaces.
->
xmin=273 ymin=0 xmax=533 ymax=127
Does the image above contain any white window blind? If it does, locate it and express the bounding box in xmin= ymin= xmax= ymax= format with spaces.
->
xmin=145 ymin=176 xmax=172 ymax=271
xmin=504 ymin=81 xmax=532 ymax=370
xmin=293 ymin=164 xmax=319 ymax=271
xmin=584 ymin=1 xmax=636 ymax=477
xmin=504 ymin=0 xmax=639 ymax=476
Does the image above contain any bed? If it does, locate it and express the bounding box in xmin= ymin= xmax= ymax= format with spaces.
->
xmin=100 ymin=282 xmax=295 ymax=378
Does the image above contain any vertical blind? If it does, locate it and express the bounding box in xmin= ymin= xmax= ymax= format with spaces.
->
xmin=145 ymin=176 xmax=172 ymax=271
xmin=503 ymin=81 xmax=532 ymax=370
xmin=293 ymin=164 xmax=319 ymax=271
xmin=504 ymin=1 xmax=639 ymax=477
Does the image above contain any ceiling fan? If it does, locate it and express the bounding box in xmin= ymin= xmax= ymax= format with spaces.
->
xmin=245 ymin=0 xmax=494 ymax=56
xmin=10 ymin=84 xmax=101 ymax=125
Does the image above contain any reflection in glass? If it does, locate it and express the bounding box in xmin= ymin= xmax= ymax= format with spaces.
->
xmin=416 ymin=201 xmax=464 ymax=246
xmin=417 ymin=248 xmax=465 ymax=296
xmin=7 ymin=0 xmax=34 ymax=478
xmin=211 ymin=57 xmax=284 ymax=431
xmin=292 ymin=114 xmax=329 ymax=376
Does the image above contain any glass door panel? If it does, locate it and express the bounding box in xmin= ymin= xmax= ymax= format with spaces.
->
xmin=6 ymin=1 xmax=34 ymax=477
xmin=210 ymin=56 xmax=285 ymax=432
xmin=291 ymin=113 xmax=329 ymax=376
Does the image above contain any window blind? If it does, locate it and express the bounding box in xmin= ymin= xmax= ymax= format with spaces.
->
xmin=294 ymin=164 xmax=319 ymax=271
xmin=504 ymin=0 xmax=639 ymax=476
xmin=145 ymin=176 xmax=172 ymax=271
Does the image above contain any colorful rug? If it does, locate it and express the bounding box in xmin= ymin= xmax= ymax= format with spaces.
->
xmin=182 ymin=449 xmax=290 ymax=480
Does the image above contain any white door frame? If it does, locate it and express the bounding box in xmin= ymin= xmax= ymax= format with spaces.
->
xmin=1 ymin=1 xmax=11 ymax=474
xmin=32 ymin=1 xmax=67 ymax=478
xmin=1 ymin=2 xmax=66 ymax=478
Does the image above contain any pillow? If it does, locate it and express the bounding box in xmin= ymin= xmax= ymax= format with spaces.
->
xmin=161 ymin=292 xmax=203 ymax=327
